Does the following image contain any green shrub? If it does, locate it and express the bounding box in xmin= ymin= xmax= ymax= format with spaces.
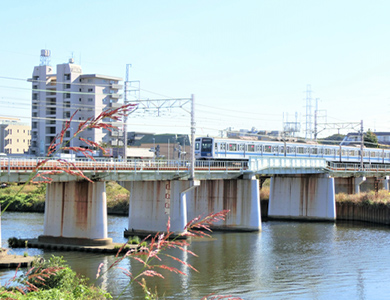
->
xmin=128 ymin=236 xmax=141 ymax=245
xmin=9 ymin=255 xmax=111 ymax=299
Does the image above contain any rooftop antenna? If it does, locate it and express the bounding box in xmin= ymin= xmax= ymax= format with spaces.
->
xmin=40 ymin=49 xmax=51 ymax=66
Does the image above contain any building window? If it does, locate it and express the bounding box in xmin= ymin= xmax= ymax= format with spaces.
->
xmin=65 ymin=93 xmax=71 ymax=99
xmin=17 ymin=129 xmax=19 ymax=133
xmin=64 ymin=74 xmax=70 ymax=80
xmin=88 ymin=98 xmax=93 ymax=102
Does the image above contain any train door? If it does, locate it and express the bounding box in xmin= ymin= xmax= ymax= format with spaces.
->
xmin=220 ymin=142 xmax=227 ymax=158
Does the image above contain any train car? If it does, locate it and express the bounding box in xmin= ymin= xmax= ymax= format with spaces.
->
xmin=194 ymin=137 xmax=390 ymax=164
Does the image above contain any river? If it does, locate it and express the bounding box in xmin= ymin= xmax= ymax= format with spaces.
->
xmin=1 ymin=212 xmax=390 ymax=299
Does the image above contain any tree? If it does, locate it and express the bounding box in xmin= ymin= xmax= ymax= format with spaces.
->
xmin=364 ymin=129 xmax=378 ymax=148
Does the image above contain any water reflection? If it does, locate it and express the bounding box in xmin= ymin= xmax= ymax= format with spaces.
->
xmin=1 ymin=213 xmax=390 ymax=299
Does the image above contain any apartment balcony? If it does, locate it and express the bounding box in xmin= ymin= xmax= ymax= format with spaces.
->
xmin=110 ymin=83 xmax=123 ymax=90
xmin=46 ymin=111 xmax=57 ymax=117
xmin=110 ymin=102 xmax=122 ymax=108
xmin=110 ymin=130 xmax=121 ymax=137
xmin=110 ymin=93 xmax=123 ymax=99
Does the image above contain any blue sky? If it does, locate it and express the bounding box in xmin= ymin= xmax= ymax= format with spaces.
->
xmin=1 ymin=0 xmax=390 ymax=137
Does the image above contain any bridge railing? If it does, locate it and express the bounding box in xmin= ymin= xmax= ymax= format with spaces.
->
xmin=249 ymin=156 xmax=327 ymax=173
xmin=327 ymin=162 xmax=390 ymax=174
xmin=0 ymin=157 xmax=248 ymax=173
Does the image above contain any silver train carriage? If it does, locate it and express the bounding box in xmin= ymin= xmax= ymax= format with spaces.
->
xmin=194 ymin=137 xmax=390 ymax=164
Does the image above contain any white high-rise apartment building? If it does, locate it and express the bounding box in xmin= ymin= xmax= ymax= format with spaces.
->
xmin=29 ymin=50 xmax=123 ymax=156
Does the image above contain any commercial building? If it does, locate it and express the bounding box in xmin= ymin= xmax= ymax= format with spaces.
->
xmin=0 ymin=117 xmax=31 ymax=155
xmin=29 ymin=50 xmax=123 ymax=156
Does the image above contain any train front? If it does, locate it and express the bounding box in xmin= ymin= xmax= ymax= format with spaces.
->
xmin=195 ymin=137 xmax=213 ymax=159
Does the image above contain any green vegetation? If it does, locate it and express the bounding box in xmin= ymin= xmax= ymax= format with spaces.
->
xmin=364 ymin=129 xmax=379 ymax=148
xmin=105 ymin=181 xmax=129 ymax=214
xmin=0 ymin=183 xmax=45 ymax=212
xmin=336 ymin=190 xmax=390 ymax=207
xmin=0 ymin=255 xmax=111 ymax=299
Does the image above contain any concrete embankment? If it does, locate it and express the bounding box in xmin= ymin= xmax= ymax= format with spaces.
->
xmin=336 ymin=203 xmax=390 ymax=225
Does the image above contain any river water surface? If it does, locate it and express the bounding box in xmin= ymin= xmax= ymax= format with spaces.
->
xmin=1 ymin=212 xmax=390 ymax=299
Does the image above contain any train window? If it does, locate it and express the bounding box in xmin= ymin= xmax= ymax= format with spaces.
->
xmin=195 ymin=142 xmax=200 ymax=151
xmin=297 ymin=147 xmax=304 ymax=154
xmin=280 ymin=146 xmax=284 ymax=153
xmin=348 ymin=150 xmax=354 ymax=156
xmin=256 ymin=145 xmax=261 ymax=152
xmin=341 ymin=150 xmax=346 ymax=156
xmin=286 ymin=146 xmax=295 ymax=153
xmin=264 ymin=145 xmax=272 ymax=153
xmin=229 ymin=144 xmax=237 ymax=151
xmin=239 ymin=144 xmax=244 ymax=151
xmin=221 ymin=143 xmax=226 ymax=150
xmin=318 ymin=148 xmax=323 ymax=155
xmin=272 ymin=146 xmax=278 ymax=153
xmin=290 ymin=147 xmax=296 ymax=153
xmin=247 ymin=144 xmax=255 ymax=152
xmin=311 ymin=148 xmax=318 ymax=154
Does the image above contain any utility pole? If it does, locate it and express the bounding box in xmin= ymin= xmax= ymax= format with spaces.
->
xmin=123 ymin=64 xmax=131 ymax=159
xmin=190 ymin=94 xmax=195 ymax=180
xmin=360 ymin=120 xmax=364 ymax=169
xmin=305 ymin=84 xmax=313 ymax=140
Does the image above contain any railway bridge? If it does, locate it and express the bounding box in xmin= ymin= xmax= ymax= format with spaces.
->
xmin=1 ymin=157 xmax=389 ymax=246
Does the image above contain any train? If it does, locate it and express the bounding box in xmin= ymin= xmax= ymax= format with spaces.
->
xmin=194 ymin=137 xmax=390 ymax=164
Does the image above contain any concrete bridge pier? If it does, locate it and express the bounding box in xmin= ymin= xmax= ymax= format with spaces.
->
xmin=380 ymin=176 xmax=389 ymax=191
xmin=39 ymin=181 xmax=112 ymax=246
xmin=268 ymin=174 xmax=336 ymax=221
xmin=354 ymin=177 xmax=366 ymax=194
xmin=121 ymin=178 xmax=261 ymax=236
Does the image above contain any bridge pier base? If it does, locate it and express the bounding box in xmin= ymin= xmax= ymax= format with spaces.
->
xmin=122 ymin=178 xmax=261 ymax=236
xmin=39 ymin=181 xmax=112 ymax=246
xmin=354 ymin=176 xmax=366 ymax=194
xmin=381 ymin=176 xmax=389 ymax=190
xmin=268 ymin=174 xmax=336 ymax=221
